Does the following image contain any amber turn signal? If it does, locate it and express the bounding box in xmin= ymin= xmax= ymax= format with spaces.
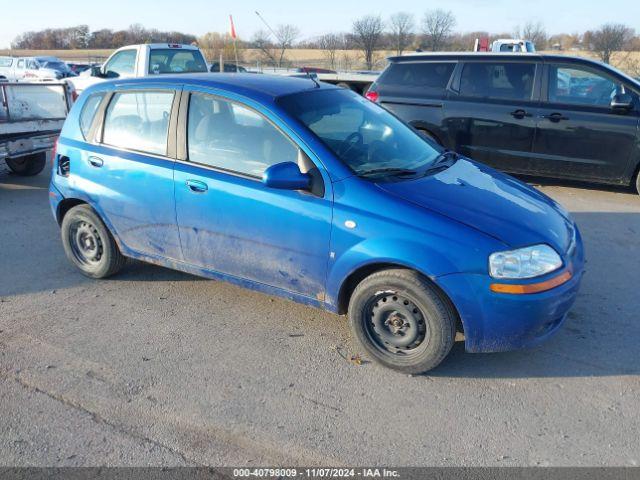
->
xmin=490 ymin=270 xmax=572 ymax=294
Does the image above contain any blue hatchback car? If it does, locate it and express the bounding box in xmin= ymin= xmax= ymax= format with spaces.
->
xmin=49 ymin=74 xmax=584 ymax=373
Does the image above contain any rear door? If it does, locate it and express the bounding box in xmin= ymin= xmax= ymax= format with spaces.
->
xmin=444 ymin=60 xmax=541 ymax=173
xmin=76 ymin=86 xmax=182 ymax=260
xmin=531 ymin=62 xmax=640 ymax=182
xmin=375 ymin=60 xmax=456 ymax=143
xmin=173 ymin=89 xmax=333 ymax=299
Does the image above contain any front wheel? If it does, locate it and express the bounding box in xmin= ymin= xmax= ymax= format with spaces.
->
xmin=61 ymin=205 xmax=126 ymax=279
xmin=5 ymin=152 xmax=47 ymax=176
xmin=348 ymin=269 xmax=456 ymax=374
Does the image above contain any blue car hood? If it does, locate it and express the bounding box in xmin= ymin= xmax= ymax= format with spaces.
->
xmin=377 ymin=159 xmax=574 ymax=252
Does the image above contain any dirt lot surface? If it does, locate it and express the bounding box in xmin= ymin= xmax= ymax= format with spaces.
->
xmin=1 ymin=164 xmax=639 ymax=466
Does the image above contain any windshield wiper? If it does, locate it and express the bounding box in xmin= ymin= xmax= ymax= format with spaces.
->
xmin=423 ymin=150 xmax=459 ymax=173
xmin=357 ymin=167 xmax=419 ymax=178
xmin=433 ymin=149 xmax=459 ymax=166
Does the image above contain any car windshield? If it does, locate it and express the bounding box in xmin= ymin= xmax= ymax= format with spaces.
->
xmin=277 ymin=89 xmax=441 ymax=177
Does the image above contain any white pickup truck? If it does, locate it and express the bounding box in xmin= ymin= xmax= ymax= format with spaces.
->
xmin=0 ymin=56 xmax=65 ymax=81
xmin=1 ymin=81 xmax=74 ymax=175
xmin=70 ymin=43 xmax=209 ymax=94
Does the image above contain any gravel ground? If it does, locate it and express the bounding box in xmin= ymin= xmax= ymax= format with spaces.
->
xmin=1 ymin=163 xmax=639 ymax=467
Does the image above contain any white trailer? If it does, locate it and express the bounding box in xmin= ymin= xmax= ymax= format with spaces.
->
xmin=1 ymin=82 xmax=73 ymax=175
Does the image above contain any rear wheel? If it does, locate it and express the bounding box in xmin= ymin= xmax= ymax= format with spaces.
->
xmin=5 ymin=152 xmax=47 ymax=176
xmin=336 ymin=82 xmax=355 ymax=91
xmin=635 ymin=170 xmax=640 ymax=195
xmin=61 ymin=205 xmax=126 ymax=279
xmin=348 ymin=269 xmax=456 ymax=374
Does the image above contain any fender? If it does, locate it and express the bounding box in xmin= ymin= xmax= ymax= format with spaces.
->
xmin=326 ymin=236 xmax=467 ymax=309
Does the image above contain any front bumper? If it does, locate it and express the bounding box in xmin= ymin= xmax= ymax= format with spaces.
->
xmin=437 ymin=229 xmax=585 ymax=353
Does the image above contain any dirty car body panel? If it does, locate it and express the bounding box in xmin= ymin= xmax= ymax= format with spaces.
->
xmin=50 ymin=73 xmax=585 ymax=354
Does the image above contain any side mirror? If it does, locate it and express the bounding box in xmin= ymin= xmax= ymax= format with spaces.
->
xmin=611 ymin=93 xmax=634 ymax=111
xmin=262 ymin=162 xmax=310 ymax=191
xmin=90 ymin=65 xmax=103 ymax=77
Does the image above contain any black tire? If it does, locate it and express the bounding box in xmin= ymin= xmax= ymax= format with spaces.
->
xmin=61 ymin=204 xmax=126 ymax=279
xmin=6 ymin=152 xmax=47 ymax=176
xmin=348 ymin=269 xmax=456 ymax=374
xmin=635 ymin=170 xmax=640 ymax=196
xmin=336 ymin=82 xmax=355 ymax=91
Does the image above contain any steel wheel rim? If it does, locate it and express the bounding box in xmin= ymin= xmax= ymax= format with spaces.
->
xmin=69 ymin=220 xmax=103 ymax=266
xmin=363 ymin=291 xmax=429 ymax=358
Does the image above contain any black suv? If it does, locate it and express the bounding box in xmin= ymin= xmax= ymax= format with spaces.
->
xmin=366 ymin=53 xmax=640 ymax=193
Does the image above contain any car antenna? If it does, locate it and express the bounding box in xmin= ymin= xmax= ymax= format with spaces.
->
xmin=305 ymin=70 xmax=321 ymax=88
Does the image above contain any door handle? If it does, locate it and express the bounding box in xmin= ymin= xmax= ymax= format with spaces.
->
xmin=185 ymin=179 xmax=208 ymax=193
xmin=510 ymin=109 xmax=532 ymax=119
xmin=87 ymin=156 xmax=103 ymax=168
xmin=542 ymin=112 xmax=570 ymax=122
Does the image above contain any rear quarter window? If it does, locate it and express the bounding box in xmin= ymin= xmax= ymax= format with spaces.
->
xmin=377 ymin=62 xmax=455 ymax=99
xmin=79 ymin=93 xmax=105 ymax=140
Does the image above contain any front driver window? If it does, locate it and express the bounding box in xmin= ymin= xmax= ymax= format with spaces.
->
xmin=104 ymin=50 xmax=137 ymax=78
xmin=187 ymin=93 xmax=299 ymax=177
xmin=549 ymin=66 xmax=620 ymax=107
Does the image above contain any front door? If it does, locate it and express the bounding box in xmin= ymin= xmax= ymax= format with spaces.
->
xmin=445 ymin=60 xmax=540 ymax=174
xmin=532 ymin=63 xmax=640 ymax=182
xmin=174 ymin=91 xmax=332 ymax=299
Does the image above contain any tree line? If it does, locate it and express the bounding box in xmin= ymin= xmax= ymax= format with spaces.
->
xmin=11 ymin=24 xmax=197 ymax=50
xmin=9 ymin=14 xmax=640 ymax=72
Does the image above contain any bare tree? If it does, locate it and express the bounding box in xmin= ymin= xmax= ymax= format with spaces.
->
xmin=421 ymin=9 xmax=456 ymax=51
xmin=514 ymin=21 xmax=547 ymax=49
xmin=252 ymin=29 xmax=278 ymax=66
xmin=389 ymin=12 xmax=415 ymax=56
xmin=318 ymin=33 xmax=342 ymax=69
xmin=352 ymin=15 xmax=385 ymax=70
xmin=589 ymin=23 xmax=634 ymax=64
xmin=275 ymin=24 xmax=300 ymax=67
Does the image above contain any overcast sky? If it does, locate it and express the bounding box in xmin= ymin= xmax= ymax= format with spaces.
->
xmin=2 ymin=0 xmax=640 ymax=48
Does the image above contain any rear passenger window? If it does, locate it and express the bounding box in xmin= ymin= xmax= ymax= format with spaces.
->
xmin=79 ymin=93 xmax=104 ymax=139
xmin=102 ymin=91 xmax=174 ymax=155
xmin=187 ymin=93 xmax=298 ymax=177
xmin=459 ymin=62 xmax=536 ymax=101
xmin=378 ymin=62 xmax=455 ymax=97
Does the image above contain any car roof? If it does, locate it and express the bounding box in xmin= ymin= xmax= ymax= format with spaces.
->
xmin=92 ymin=73 xmax=337 ymax=100
xmin=389 ymin=52 xmax=601 ymax=65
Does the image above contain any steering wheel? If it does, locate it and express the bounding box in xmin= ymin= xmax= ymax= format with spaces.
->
xmin=367 ymin=140 xmax=387 ymax=164
xmin=337 ymin=132 xmax=363 ymax=158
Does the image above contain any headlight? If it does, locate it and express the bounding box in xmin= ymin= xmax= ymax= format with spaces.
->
xmin=489 ymin=244 xmax=562 ymax=279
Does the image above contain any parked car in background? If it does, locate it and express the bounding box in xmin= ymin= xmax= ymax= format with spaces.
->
xmin=210 ymin=62 xmax=247 ymax=73
xmin=474 ymin=38 xmax=536 ymax=52
xmin=1 ymin=81 xmax=73 ymax=175
xmin=35 ymin=56 xmax=76 ymax=77
xmin=0 ymin=56 xmax=65 ymax=81
xmin=366 ymin=53 xmax=640 ymax=194
xmin=67 ymin=63 xmax=93 ymax=75
xmin=295 ymin=66 xmax=337 ymax=74
xmin=69 ymin=43 xmax=209 ymax=94
xmin=49 ymin=74 xmax=583 ymax=374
